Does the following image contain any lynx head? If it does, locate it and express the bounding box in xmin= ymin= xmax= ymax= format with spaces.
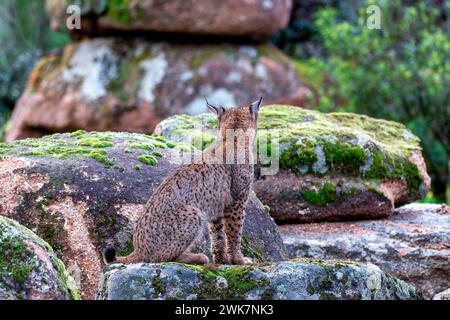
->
xmin=205 ymin=98 xmax=263 ymax=164
xmin=206 ymin=97 xmax=263 ymax=142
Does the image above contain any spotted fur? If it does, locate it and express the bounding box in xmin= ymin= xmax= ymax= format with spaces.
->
xmin=105 ymin=98 xmax=263 ymax=265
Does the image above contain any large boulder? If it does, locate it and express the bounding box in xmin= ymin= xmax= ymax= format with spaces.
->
xmin=46 ymin=0 xmax=292 ymax=36
xmin=7 ymin=39 xmax=309 ymax=141
xmin=154 ymin=105 xmax=431 ymax=223
xmin=279 ymin=203 xmax=450 ymax=299
xmin=0 ymin=131 xmax=286 ymax=299
xmin=0 ymin=215 xmax=79 ymax=300
xmin=97 ymin=259 xmax=422 ymax=300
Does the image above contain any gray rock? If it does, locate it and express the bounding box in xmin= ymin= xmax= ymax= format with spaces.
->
xmin=0 ymin=215 xmax=79 ymax=300
xmin=97 ymin=260 xmax=422 ymax=300
xmin=279 ymin=203 xmax=450 ymax=299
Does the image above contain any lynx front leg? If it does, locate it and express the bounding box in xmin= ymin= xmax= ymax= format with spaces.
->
xmin=223 ymin=206 xmax=252 ymax=265
xmin=208 ymin=219 xmax=230 ymax=264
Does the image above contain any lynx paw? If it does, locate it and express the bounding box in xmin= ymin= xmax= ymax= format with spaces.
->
xmin=231 ymin=255 xmax=253 ymax=265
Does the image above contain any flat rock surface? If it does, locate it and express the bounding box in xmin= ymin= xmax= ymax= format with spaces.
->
xmin=279 ymin=203 xmax=450 ymax=299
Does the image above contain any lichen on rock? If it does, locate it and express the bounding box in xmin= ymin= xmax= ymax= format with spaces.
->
xmin=0 ymin=216 xmax=79 ymax=300
xmin=155 ymin=105 xmax=431 ymax=222
xmin=7 ymin=39 xmax=309 ymax=141
xmin=97 ymin=260 xmax=422 ymax=300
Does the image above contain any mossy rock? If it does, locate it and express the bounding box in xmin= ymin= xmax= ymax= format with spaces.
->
xmin=97 ymin=259 xmax=422 ymax=300
xmin=0 ymin=216 xmax=79 ymax=300
xmin=0 ymin=131 xmax=285 ymax=298
xmin=154 ymin=105 xmax=431 ymax=222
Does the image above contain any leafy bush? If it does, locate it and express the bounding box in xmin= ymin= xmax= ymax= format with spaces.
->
xmin=295 ymin=0 xmax=449 ymax=201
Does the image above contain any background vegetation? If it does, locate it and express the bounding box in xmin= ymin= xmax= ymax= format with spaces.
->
xmin=0 ymin=0 xmax=448 ymax=202
xmin=273 ymin=0 xmax=449 ymax=202
xmin=0 ymin=0 xmax=69 ymax=140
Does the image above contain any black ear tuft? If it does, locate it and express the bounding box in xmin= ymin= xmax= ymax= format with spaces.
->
xmin=205 ymin=97 xmax=225 ymax=117
xmin=104 ymin=247 xmax=116 ymax=263
xmin=249 ymin=97 xmax=263 ymax=115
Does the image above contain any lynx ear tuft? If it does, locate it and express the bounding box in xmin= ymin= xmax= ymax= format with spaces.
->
xmin=249 ymin=97 xmax=263 ymax=115
xmin=205 ymin=97 xmax=225 ymax=117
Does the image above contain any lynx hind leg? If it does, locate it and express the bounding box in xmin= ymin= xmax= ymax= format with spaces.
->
xmin=173 ymin=206 xmax=209 ymax=265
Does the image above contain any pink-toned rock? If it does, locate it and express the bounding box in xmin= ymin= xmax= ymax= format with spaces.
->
xmin=279 ymin=203 xmax=450 ymax=299
xmin=6 ymin=38 xmax=309 ymax=141
xmin=46 ymin=0 xmax=292 ymax=36
xmin=0 ymin=131 xmax=286 ymax=299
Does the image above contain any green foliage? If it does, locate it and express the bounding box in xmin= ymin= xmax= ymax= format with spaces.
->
xmin=299 ymin=0 xmax=449 ymax=200
xmin=0 ymin=0 xmax=69 ymax=114
xmin=0 ymin=103 xmax=10 ymax=141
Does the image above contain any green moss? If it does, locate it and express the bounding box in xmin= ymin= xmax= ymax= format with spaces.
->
xmin=169 ymin=263 xmax=267 ymax=299
xmin=138 ymin=154 xmax=158 ymax=166
xmin=134 ymin=165 xmax=141 ymax=171
xmin=0 ymin=236 xmax=33 ymax=284
xmin=0 ymin=217 xmax=79 ymax=299
xmin=77 ymin=137 xmax=113 ymax=148
xmin=157 ymin=104 xmax=425 ymax=198
xmin=365 ymin=151 xmax=423 ymax=195
xmin=279 ymin=138 xmax=317 ymax=173
xmin=152 ymin=151 xmax=163 ymax=157
xmin=127 ymin=142 xmax=155 ymax=151
xmin=68 ymin=130 xmax=87 ymax=137
xmin=50 ymin=255 xmax=81 ymax=300
xmin=402 ymin=162 xmax=422 ymax=195
xmin=301 ymin=182 xmax=337 ymax=206
xmin=322 ymin=139 xmax=366 ymax=174
xmin=86 ymin=152 xmax=114 ymax=167
xmin=151 ymin=269 xmax=167 ymax=296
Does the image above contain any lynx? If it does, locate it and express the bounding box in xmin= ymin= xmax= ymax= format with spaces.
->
xmin=104 ymin=98 xmax=263 ymax=265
